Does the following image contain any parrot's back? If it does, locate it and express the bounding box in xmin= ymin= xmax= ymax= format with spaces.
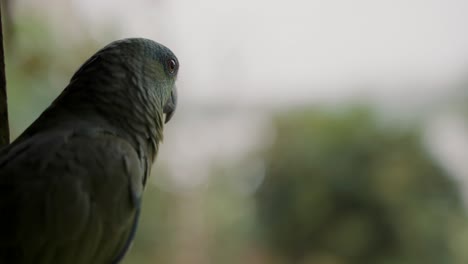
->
xmin=0 ymin=37 xmax=179 ymax=264
xmin=0 ymin=126 xmax=147 ymax=264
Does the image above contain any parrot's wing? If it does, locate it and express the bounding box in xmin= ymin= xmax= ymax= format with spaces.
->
xmin=0 ymin=129 xmax=147 ymax=264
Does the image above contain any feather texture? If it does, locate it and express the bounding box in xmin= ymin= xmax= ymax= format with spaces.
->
xmin=0 ymin=38 xmax=178 ymax=263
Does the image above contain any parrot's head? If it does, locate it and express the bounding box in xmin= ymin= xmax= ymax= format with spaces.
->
xmin=69 ymin=38 xmax=179 ymax=126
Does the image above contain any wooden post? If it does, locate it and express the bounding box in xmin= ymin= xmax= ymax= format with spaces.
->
xmin=0 ymin=2 xmax=9 ymax=147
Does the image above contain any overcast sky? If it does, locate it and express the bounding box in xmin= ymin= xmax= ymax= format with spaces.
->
xmin=14 ymin=0 xmax=468 ymax=107
xmin=64 ymin=0 xmax=468 ymax=107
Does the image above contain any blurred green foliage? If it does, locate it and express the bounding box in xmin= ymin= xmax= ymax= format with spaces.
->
xmin=123 ymin=184 xmax=178 ymax=264
xmin=5 ymin=15 xmax=104 ymax=138
xmin=256 ymin=107 xmax=467 ymax=264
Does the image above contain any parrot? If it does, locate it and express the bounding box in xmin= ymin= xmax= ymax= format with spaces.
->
xmin=0 ymin=38 xmax=178 ymax=264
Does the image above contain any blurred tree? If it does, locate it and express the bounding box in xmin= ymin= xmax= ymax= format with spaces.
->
xmin=123 ymin=183 xmax=178 ymax=264
xmin=0 ymin=0 xmax=14 ymax=42
xmin=4 ymin=14 xmax=106 ymax=138
xmin=256 ymin=107 xmax=466 ymax=264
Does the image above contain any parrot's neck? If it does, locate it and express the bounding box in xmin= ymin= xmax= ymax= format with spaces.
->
xmin=19 ymin=74 xmax=164 ymax=162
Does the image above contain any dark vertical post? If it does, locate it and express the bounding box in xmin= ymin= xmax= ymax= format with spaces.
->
xmin=0 ymin=3 xmax=9 ymax=146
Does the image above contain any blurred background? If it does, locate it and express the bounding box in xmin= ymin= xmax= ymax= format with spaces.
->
xmin=3 ymin=0 xmax=468 ymax=263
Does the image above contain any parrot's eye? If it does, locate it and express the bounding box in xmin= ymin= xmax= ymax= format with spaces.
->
xmin=167 ymin=59 xmax=177 ymax=74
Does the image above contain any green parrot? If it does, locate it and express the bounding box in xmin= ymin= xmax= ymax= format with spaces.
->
xmin=0 ymin=38 xmax=178 ymax=263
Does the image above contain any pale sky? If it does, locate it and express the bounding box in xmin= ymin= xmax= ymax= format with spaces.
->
xmin=15 ymin=0 xmax=468 ymax=106
xmin=68 ymin=0 xmax=468 ymax=107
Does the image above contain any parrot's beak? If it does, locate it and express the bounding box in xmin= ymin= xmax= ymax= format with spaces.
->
xmin=163 ymin=86 xmax=177 ymax=123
